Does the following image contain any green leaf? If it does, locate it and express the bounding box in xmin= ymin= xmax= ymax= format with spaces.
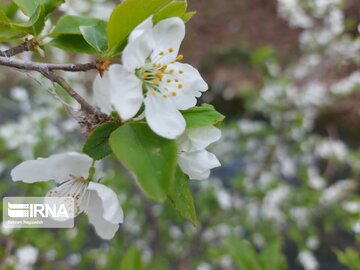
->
xmin=48 ymin=35 xmax=98 ymax=54
xmin=83 ymin=121 xmax=119 ymax=160
xmin=181 ymin=11 xmax=196 ymax=22
xmin=167 ymin=168 xmax=197 ymax=225
xmin=153 ymin=0 xmax=187 ymax=24
xmin=50 ymin=15 xmax=106 ymax=36
xmin=49 ymin=16 xmax=107 ymax=54
xmin=107 ymin=0 xmax=171 ymax=56
xmin=109 ymin=122 xmax=177 ymax=202
xmin=120 ymin=247 xmax=143 ymax=270
xmin=80 ymin=21 xmax=108 ymax=53
xmin=11 ymin=0 xmax=64 ymax=16
xmin=12 ymin=5 xmax=45 ymax=35
xmin=259 ymin=242 xmax=287 ymax=270
xmin=0 ymin=10 xmax=25 ymax=41
xmin=228 ymin=239 xmax=263 ymax=270
xmin=182 ymin=104 xmax=225 ymax=128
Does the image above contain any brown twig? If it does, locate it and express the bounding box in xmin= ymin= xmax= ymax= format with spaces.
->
xmin=40 ymin=70 xmax=95 ymax=114
xmin=0 ymin=39 xmax=38 ymax=57
xmin=0 ymin=56 xmax=97 ymax=72
xmin=0 ymin=55 xmax=107 ymax=134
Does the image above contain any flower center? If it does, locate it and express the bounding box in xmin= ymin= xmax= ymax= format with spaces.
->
xmin=48 ymin=176 xmax=90 ymax=215
xmin=137 ymin=48 xmax=185 ymax=99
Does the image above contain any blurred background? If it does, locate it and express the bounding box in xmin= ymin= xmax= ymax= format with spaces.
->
xmin=0 ymin=0 xmax=359 ymax=269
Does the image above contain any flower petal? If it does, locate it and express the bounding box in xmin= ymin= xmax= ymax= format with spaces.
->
xmin=122 ymin=29 xmax=154 ymax=71
xmin=128 ymin=16 xmax=153 ymax=43
xmin=160 ymin=62 xmax=208 ymax=110
xmin=108 ymin=65 xmax=144 ymax=120
xmin=178 ymin=150 xmax=221 ymax=180
xmin=151 ymin=17 xmax=185 ymax=64
xmin=183 ymin=126 xmax=221 ymax=151
xmin=85 ymin=182 xmax=123 ymax=240
xmin=93 ymin=72 xmax=112 ymax=114
xmin=11 ymin=152 xmax=92 ymax=184
xmin=144 ymin=93 xmax=185 ymax=139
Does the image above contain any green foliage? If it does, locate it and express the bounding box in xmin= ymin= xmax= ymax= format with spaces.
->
xmin=106 ymin=0 xmax=171 ymax=56
xmin=181 ymin=11 xmax=196 ymax=22
xmin=11 ymin=0 xmax=64 ymax=16
xmin=153 ymin=0 xmax=187 ymax=23
xmin=80 ymin=21 xmax=108 ymax=53
xmin=110 ymin=122 xmax=177 ymax=202
xmin=119 ymin=246 xmax=144 ymax=270
xmin=12 ymin=5 xmax=45 ymax=36
xmin=0 ymin=10 xmax=25 ymax=41
xmin=82 ymin=121 xmax=120 ymax=160
xmin=51 ymin=16 xmax=105 ymax=36
xmin=167 ymin=168 xmax=197 ymax=225
xmin=335 ymin=248 xmax=360 ymax=270
xmin=182 ymin=104 xmax=225 ymax=128
xmin=49 ymin=35 xmax=98 ymax=54
xmin=49 ymin=16 xmax=107 ymax=54
xmin=228 ymin=238 xmax=287 ymax=270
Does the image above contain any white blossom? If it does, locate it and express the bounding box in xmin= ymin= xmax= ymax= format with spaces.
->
xmin=93 ymin=17 xmax=208 ymax=139
xmin=15 ymin=245 xmax=39 ymax=270
xmin=11 ymin=152 xmax=123 ymax=239
xmin=177 ymin=126 xmax=221 ymax=179
xmin=298 ymin=250 xmax=319 ymax=270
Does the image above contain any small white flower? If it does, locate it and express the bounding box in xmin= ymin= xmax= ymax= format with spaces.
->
xmin=177 ymin=126 xmax=221 ymax=179
xmin=15 ymin=245 xmax=39 ymax=270
xmin=298 ymin=250 xmax=319 ymax=270
xmin=93 ymin=17 xmax=208 ymax=139
xmin=10 ymin=152 xmax=123 ymax=240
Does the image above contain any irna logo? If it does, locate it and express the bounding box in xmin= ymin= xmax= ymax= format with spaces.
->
xmin=7 ymin=202 xmax=69 ymax=218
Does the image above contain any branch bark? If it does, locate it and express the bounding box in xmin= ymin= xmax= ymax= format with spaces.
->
xmin=0 ymin=56 xmax=97 ymax=72
xmin=0 ymin=56 xmax=107 ymax=134
xmin=0 ymin=39 xmax=38 ymax=57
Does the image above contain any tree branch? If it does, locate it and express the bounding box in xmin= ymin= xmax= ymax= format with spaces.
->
xmin=0 ymin=56 xmax=97 ymax=72
xmin=0 ymin=55 xmax=107 ymax=134
xmin=0 ymin=39 xmax=38 ymax=57
xmin=40 ymin=70 xmax=96 ymax=114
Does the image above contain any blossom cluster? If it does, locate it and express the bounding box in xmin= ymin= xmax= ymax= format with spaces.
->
xmin=8 ymin=17 xmax=221 ymax=239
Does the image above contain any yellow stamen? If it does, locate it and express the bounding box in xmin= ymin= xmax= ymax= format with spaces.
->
xmin=169 ymin=69 xmax=174 ymax=74
xmin=179 ymin=70 xmax=184 ymax=74
xmin=159 ymin=51 xmax=165 ymax=56
xmin=155 ymin=72 xmax=163 ymax=80
xmin=167 ymin=79 xmax=172 ymax=83
xmin=171 ymin=91 xmax=177 ymax=97
xmin=175 ymin=79 xmax=179 ymax=82
xmin=152 ymin=79 xmax=159 ymax=86
xmin=162 ymin=94 xmax=168 ymax=99
xmin=168 ymin=48 xmax=174 ymax=53
xmin=178 ymin=84 xmax=183 ymax=89
xmin=176 ymin=54 xmax=184 ymax=61
xmin=151 ymin=90 xmax=157 ymax=96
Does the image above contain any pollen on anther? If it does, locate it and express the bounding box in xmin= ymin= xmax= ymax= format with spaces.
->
xmin=159 ymin=51 xmax=165 ymax=56
xmin=176 ymin=54 xmax=184 ymax=61
xmin=171 ymin=91 xmax=177 ymax=97
xmin=162 ymin=94 xmax=168 ymax=99
xmin=167 ymin=79 xmax=172 ymax=83
xmin=175 ymin=79 xmax=179 ymax=82
xmin=169 ymin=69 xmax=174 ymax=74
xmin=168 ymin=48 xmax=174 ymax=53
xmin=179 ymin=70 xmax=184 ymax=74
xmin=178 ymin=84 xmax=183 ymax=89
